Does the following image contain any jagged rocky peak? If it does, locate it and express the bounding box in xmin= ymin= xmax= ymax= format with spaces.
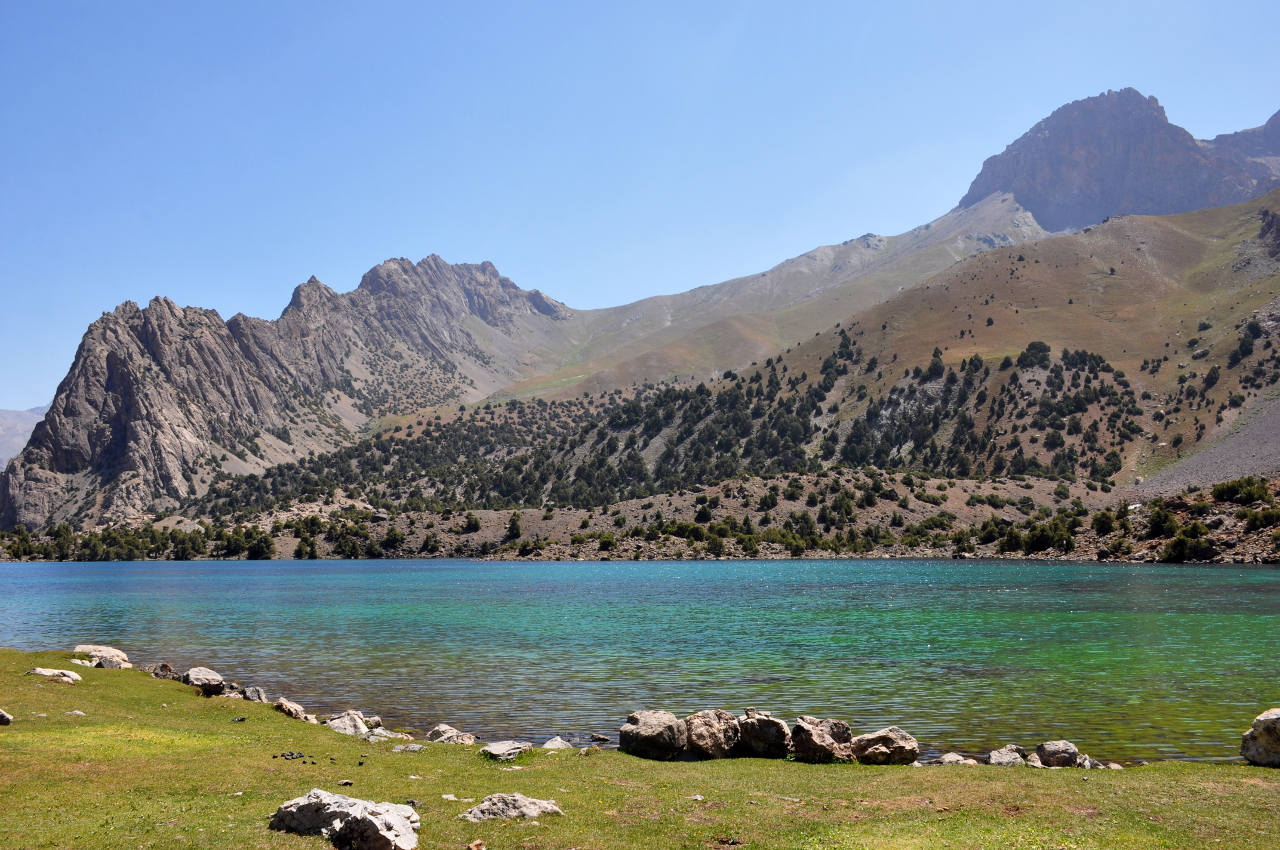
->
xmin=959 ymin=88 xmax=1277 ymax=232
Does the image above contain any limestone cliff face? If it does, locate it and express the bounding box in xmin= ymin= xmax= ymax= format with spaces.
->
xmin=960 ymin=89 xmax=1279 ymax=231
xmin=0 ymin=257 xmax=570 ymax=529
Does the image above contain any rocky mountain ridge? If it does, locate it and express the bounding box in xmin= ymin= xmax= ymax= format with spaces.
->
xmin=960 ymin=88 xmax=1280 ymax=231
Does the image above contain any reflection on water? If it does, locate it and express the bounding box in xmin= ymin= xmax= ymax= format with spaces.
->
xmin=1 ymin=558 xmax=1277 ymax=761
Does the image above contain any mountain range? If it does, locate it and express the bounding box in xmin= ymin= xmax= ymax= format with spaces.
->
xmin=3 ymin=87 xmax=1279 ymax=531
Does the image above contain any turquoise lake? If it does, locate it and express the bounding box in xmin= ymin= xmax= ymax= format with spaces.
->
xmin=2 ymin=558 xmax=1277 ymax=762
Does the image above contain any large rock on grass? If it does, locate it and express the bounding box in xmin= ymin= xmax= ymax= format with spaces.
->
xmin=183 ymin=666 xmax=225 ymax=696
xmin=738 ymin=709 xmax=791 ymax=758
xmin=27 ymin=667 xmax=82 ymax=684
xmin=327 ymin=709 xmax=369 ymax=737
xmin=479 ymin=740 xmax=532 ymax=761
xmin=790 ymin=715 xmax=853 ymax=763
xmin=459 ymin=793 xmax=563 ymax=823
xmin=74 ymin=644 xmax=130 ymax=668
xmin=270 ymin=787 xmax=420 ymax=850
xmin=685 ymin=709 xmax=740 ymax=759
xmin=849 ymin=726 xmax=919 ymax=765
xmin=987 ymin=744 xmax=1027 ymax=766
xmin=1242 ymin=708 xmax=1280 ymax=767
xmin=619 ymin=710 xmax=687 ymax=760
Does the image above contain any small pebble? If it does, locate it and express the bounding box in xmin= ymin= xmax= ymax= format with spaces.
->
xmin=338 ymin=780 xmax=353 ymax=787
xmin=231 ymin=717 xmax=246 ymax=723
xmin=405 ymin=799 xmax=419 ymax=807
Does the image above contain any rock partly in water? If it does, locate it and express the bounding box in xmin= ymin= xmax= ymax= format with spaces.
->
xmin=27 ymin=667 xmax=82 ymax=684
xmin=790 ymin=715 xmax=853 ymax=763
xmin=987 ymin=744 xmax=1027 ymax=766
xmin=1036 ymin=739 xmax=1082 ymax=768
xmin=183 ymin=667 xmax=225 ymax=696
xmin=243 ymin=686 xmax=269 ymax=703
xmin=685 ymin=709 xmax=741 ymax=759
xmin=849 ymin=726 xmax=919 ymax=765
xmin=269 ymin=787 xmax=420 ymax=850
xmin=424 ymin=723 xmax=477 ymax=745
xmin=1242 ymin=708 xmax=1280 ymax=767
xmin=737 ymin=709 xmax=791 ymax=759
xmin=327 ymin=710 xmax=370 ymax=737
xmin=619 ymin=710 xmax=687 ymax=761
xmin=479 ymin=741 xmax=532 ymax=761
xmin=541 ymin=736 xmax=574 ymax=750
xmin=459 ymin=793 xmax=563 ymax=823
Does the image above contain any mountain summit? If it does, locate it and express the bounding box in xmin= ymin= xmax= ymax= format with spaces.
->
xmin=959 ymin=88 xmax=1280 ymax=231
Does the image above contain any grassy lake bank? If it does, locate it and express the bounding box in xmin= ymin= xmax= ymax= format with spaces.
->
xmin=2 ymin=648 xmax=1279 ymax=849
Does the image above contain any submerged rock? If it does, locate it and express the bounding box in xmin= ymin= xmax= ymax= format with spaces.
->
xmin=619 ymin=710 xmax=687 ymax=761
xmin=1242 ymin=708 xmax=1280 ymax=767
xmin=269 ymin=787 xmax=420 ymax=850
xmin=459 ymin=793 xmax=562 ymax=823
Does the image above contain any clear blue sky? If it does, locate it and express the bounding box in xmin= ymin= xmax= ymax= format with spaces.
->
xmin=1 ymin=1 xmax=1275 ymax=409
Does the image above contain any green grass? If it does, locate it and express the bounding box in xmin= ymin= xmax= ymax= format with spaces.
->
xmin=1 ymin=649 xmax=1278 ymax=848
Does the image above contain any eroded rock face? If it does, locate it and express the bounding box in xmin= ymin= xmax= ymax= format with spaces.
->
xmin=960 ymin=88 xmax=1279 ymax=232
xmin=0 ymin=257 xmax=572 ymax=530
xmin=424 ymin=723 xmax=477 ymax=745
xmin=619 ymin=710 xmax=687 ymax=761
xmin=738 ymin=712 xmax=791 ymax=759
xmin=459 ymin=793 xmax=562 ymax=823
xmin=183 ymin=667 xmax=225 ymax=696
xmin=849 ymin=726 xmax=919 ymax=765
xmin=1242 ymin=707 xmax=1280 ymax=767
xmin=685 ymin=709 xmax=740 ymax=759
xmin=790 ymin=716 xmax=853 ymax=763
xmin=269 ymin=787 xmax=420 ymax=850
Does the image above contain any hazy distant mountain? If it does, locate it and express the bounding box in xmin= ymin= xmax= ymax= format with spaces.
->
xmin=960 ymin=88 xmax=1280 ymax=231
xmin=0 ymin=406 xmax=46 ymax=466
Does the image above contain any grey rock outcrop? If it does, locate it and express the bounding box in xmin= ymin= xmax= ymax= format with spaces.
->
xmin=459 ymin=793 xmax=563 ymax=823
xmin=74 ymin=644 xmax=129 ymax=667
xmin=849 ymin=726 xmax=919 ymax=765
xmin=619 ymin=710 xmax=687 ymax=761
xmin=790 ymin=715 xmax=853 ymax=763
xmin=685 ymin=709 xmax=740 ymax=759
xmin=269 ymin=787 xmax=420 ymax=850
xmin=479 ymin=740 xmax=532 ymax=761
xmin=1241 ymin=707 xmax=1280 ymax=767
xmin=987 ymin=744 xmax=1027 ymax=766
xmin=737 ymin=709 xmax=791 ymax=759
xmin=243 ymin=686 xmax=269 ymax=703
xmin=424 ymin=723 xmax=476 ymax=745
xmin=960 ymin=89 xmax=1280 ymax=232
xmin=183 ymin=667 xmax=225 ymax=696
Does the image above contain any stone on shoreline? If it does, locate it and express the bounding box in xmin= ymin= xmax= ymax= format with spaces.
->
xmin=459 ymin=793 xmax=562 ymax=823
xmin=686 ymin=709 xmax=740 ymax=759
xmin=274 ymin=696 xmax=310 ymax=721
xmin=243 ymin=686 xmax=269 ymax=703
xmin=270 ymin=787 xmax=420 ymax=850
xmin=738 ymin=710 xmax=791 ymax=759
xmin=1036 ymin=739 xmax=1082 ymax=768
xmin=27 ymin=667 xmax=81 ymax=684
xmin=327 ymin=710 xmax=369 ymax=737
xmin=541 ymin=736 xmax=573 ymax=750
xmin=479 ymin=740 xmax=532 ymax=761
xmin=937 ymin=752 xmax=979 ymax=765
xmin=987 ymin=744 xmax=1027 ymax=766
xmin=183 ymin=666 xmax=225 ymax=696
xmin=850 ymin=726 xmax=919 ymax=765
xmin=74 ymin=644 xmax=131 ymax=668
xmin=141 ymin=662 xmax=182 ymax=680
xmin=619 ymin=710 xmax=687 ymax=761
xmin=424 ymin=723 xmax=477 ymax=745
xmin=790 ymin=716 xmax=853 ymax=763
xmin=1241 ymin=708 xmax=1280 ymax=767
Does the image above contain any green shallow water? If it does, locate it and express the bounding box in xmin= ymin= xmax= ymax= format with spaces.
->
xmin=1 ymin=558 xmax=1276 ymax=762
